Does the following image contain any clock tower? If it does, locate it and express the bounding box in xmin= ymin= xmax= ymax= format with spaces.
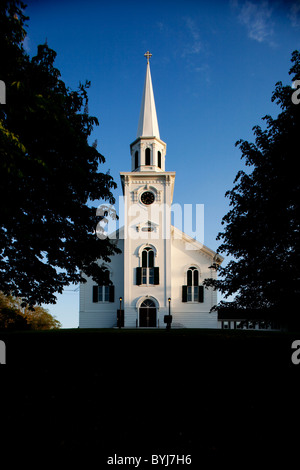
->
xmin=120 ymin=52 xmax=176 ymax=327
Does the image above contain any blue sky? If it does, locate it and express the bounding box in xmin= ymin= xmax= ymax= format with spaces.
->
xmin=23 ymin=0 xmax=300 ymax=327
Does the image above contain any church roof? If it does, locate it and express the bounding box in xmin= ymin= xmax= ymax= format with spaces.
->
xmin=107 ymin=224 xmax=224 ymax=265
xmin=171 ymin=226 xmax=224 ymax=264
xmin=136 ymin=54 xmax=160 ymax=139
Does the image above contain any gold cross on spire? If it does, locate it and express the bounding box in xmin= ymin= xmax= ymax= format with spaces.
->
xmin=144 ymin=51 xmax=152 ymax=64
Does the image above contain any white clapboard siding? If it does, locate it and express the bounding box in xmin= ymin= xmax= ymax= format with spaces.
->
xmin=79 ymin=238 xmax=124 ymax=328
xmin=79 ymin=311 xmax=117 ymax=328
xmin=171 ymin=311 xmax=219 ymax=329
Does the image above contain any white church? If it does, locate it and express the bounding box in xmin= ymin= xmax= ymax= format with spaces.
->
xmin=79 ymin=52 xmax=224 ymax=329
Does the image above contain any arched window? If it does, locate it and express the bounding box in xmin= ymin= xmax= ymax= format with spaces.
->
xmin=142 ymin=247 xmax=154 ymax=284
xmin=145 ymin=148 xmax=151 ymax=166
xmin=135 ymin=151 xmax=139 ymax=169
xmin=136 ymin=247 xmax=159 ymax=285
xmin=141 ymin=299 xmax=156 ymax=308
xmin=157 ymin=151 xmax=161 ymax=169
xmin=182 ymin=267 xmax=204 ymax=302
xmin=187 ymin=267 xmax=199 ymax=302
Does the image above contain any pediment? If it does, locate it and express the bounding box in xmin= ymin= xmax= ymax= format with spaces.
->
xmin=171 ymin=225 xmax=224 ymax=264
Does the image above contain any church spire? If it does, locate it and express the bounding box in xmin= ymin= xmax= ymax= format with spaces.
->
xmin=136 ymin=51 xmax=160 ymax=139
xmin=130 ymin=52 xmax=166 ymax=172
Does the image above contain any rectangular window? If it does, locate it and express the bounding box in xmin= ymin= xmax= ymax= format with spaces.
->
xmin=186 ymin=286 xmax=199 ymax=302
xmin=141 ymin=267 xmax=155 ymax=285
xmin=98 ymin=286 xmax=110 ymax=302
xmin=98 ymin=286 xmax=103 ymax=302
xmin=194 ymin=286 xmax=199 ymax=302
xmin=104 ymin=286 xmax=110 ymax=302
xmin=149 ymin=267 xmax=154 ymax=285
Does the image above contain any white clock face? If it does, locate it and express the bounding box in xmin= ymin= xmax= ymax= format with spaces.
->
xmin=141 ymin=191 xmax=155 ymax=205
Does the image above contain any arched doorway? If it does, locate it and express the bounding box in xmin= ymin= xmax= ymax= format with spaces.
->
xmin=139 ymin=299 xmax=156 ymax=327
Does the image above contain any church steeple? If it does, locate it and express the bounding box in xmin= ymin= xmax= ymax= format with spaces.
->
xmin=136 ymin=52 xmax=160 ymax=139
xmin=130 ymin=52 xmax=166 ymax=172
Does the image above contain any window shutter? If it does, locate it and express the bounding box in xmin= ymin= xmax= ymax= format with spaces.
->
xmin=198 ymin=285 xmax=204 ymax=303
xmin=93 ymin=286 xmax=98 ymax=303
xmin=109 ymin=285 xmax=115 ymax=303
xmin=182 ymin=285 xmax=187 ymax=302
xmin=154 ymin=267 xmax=159 ymax=285
xmin=136 ymin=267 xmax=142 ymax=285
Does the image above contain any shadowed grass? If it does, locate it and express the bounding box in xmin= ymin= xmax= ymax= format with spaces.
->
xmin=0 ymin=327 xmax=299 ymax=466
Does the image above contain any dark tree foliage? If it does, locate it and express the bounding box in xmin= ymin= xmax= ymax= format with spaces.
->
xmin=204 ymin=51 xmax=300 ymax=329
xmin=0 ymin=1 xmax=120 ymax=306
xmin=0 ymin=292 xmax=61 ymax=329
